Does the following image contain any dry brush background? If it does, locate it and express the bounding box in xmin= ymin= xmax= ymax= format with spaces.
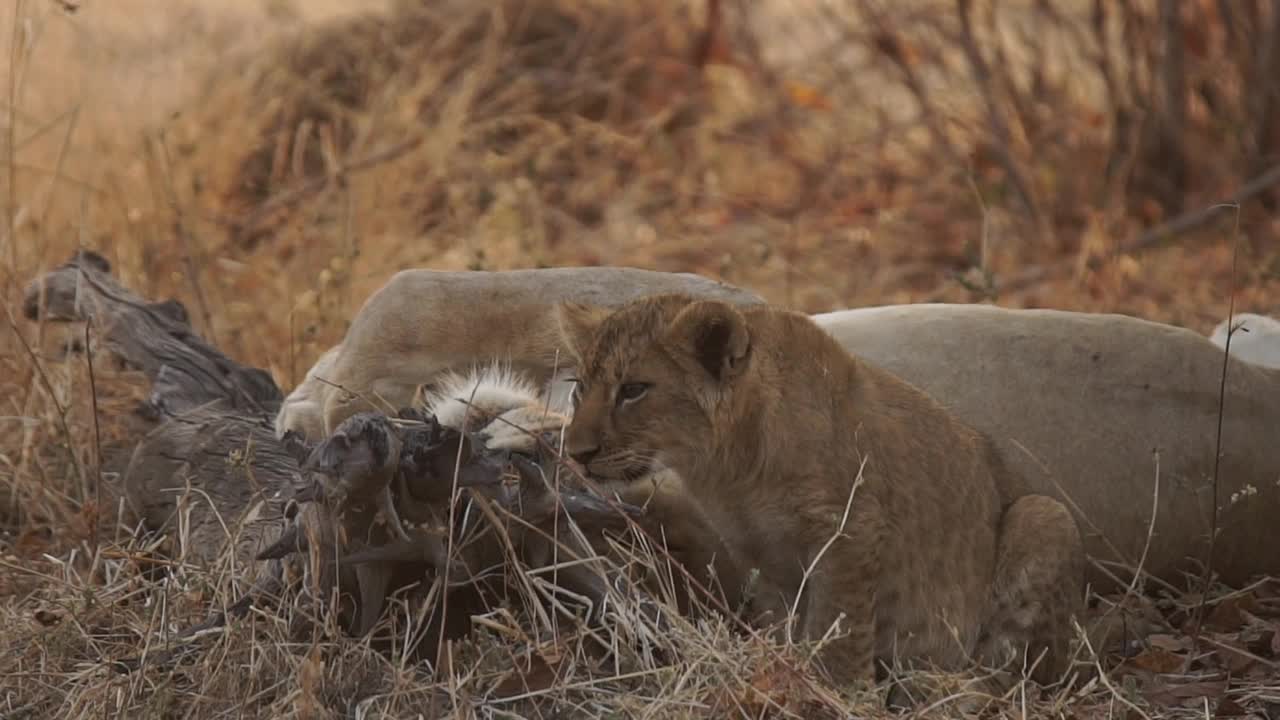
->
xmin=2 ymin=0 xmax=1280 ymax=717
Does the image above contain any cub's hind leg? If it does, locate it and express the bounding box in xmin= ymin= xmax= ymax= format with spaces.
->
xmin=975 ymin=494 xmax=1085 ymax=688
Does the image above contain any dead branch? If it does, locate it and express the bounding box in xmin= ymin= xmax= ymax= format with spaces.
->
xmin=954 ymin=0 xmax=1048 ymax=241
xmin=22 ymin=250 xmax=280 ymax=416
xmin=996 ymin=163 xmax=1280 ymax=295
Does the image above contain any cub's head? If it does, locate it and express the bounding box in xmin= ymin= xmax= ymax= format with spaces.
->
xmin=555 ymin=293 xmax=753 ymax=481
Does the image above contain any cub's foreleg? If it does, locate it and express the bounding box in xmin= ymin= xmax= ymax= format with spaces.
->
xmin=799 ymin=497 xmax=885 ymax=689
xmin=974 ymin=494 xmax=1085 ymax=687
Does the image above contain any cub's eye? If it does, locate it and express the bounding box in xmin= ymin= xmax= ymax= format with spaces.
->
xmin=617 ymin=382 xmax=650 ymax=405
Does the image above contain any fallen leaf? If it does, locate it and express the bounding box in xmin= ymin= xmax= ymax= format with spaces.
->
xmin=784 ymin=82 xmax=830 ymax=111
xmin=1148 ymin=634 xmax=1190 ymax=652
xmin=1128 ymin=646 xmax=1184 ymax=674
xmin=1211 ymin=637 xmax=1259 ymax=674
xmin=33 ymin=608 xmax=63 ymax=627
xmin=741 ymin=659 xmax=816 ymax=713
xmin=13 ymin=528 xmax=52 ymax=558
xmin=492 ymin=651 xmax=562 ymax=698
xmin=1203 ymin=595 xmax=1261 ymax=633
xmin=1214 ymin=695 xmax=1248 ymax=717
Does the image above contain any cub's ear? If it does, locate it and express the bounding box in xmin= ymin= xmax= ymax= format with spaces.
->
xmin=665 ymin=300 xmax=750 ymax=382
xmin=555 ymin=302 xmax=611 ymax=364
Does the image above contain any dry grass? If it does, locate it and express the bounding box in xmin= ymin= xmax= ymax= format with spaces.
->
xmin=2 ymin=0 xmax=1280 ymax=717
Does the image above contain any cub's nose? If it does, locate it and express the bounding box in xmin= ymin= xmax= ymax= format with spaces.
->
xmin=569 ymin=446 xmax=600 ymax=467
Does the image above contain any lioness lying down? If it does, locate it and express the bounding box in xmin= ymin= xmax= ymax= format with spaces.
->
xmin=278 ymin=267 xmax=1280 ymax=592
xmin=554 ymin=293 xmax=1085 ymax=687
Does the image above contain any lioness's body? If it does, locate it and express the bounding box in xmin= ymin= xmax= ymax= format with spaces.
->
xmin=280 ymin=268 xmax=764 ymax=439
xmin=814 ymin=304 xmax=1280 ymax=589
xmin=557 ymin=295 xmax=1083 ymax=686
xmin=277 ymin=268 xmax=1280 ymax=591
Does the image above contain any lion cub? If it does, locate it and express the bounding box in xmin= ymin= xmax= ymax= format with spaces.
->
xmin=556 ymin=294 xmax=1085 ymax=689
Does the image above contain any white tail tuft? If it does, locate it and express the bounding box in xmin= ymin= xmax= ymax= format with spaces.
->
xmin=423 ymin=361 xmax=550 ymax=432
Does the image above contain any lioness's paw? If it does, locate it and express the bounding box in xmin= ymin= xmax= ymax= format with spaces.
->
xmin=274 ymin=399 xmax=326 ymax=441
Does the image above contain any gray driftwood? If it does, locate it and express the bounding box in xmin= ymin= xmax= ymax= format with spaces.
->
xmin=22 ymin=251 xmax=653 ymax=669
xmin=23 ymin=250 xmax=280 ymax=416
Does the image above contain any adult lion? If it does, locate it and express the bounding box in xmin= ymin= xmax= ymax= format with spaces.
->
xmin=814 ymin=304 xmax=1280 ymax=590
xmin=272 ymin=266 xmax=1280 ymax=592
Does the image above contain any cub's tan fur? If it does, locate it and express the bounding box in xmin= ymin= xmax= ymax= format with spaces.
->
xmin=556 ymin=294 xmax=1085 ymax=687
xmin=277 ymin=267 xmax=763 ymax=440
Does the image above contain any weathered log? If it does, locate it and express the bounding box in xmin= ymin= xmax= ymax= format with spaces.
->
xmin=122 ymin=406 xmax=297 ymax=571
xmin=277 ymin=409 xmax=646 ymax=638
xmin=22 ymin=250 xmax=280 ymax=417
xmin=25 ymin=252 xmax=298 ymax=576
xmin=24 ymin=251 xmax=663 ymax=669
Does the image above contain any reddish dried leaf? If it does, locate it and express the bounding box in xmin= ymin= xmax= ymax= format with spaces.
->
xmin=492 ymin=652 xmax=562 ymax=698
xmin=1203 ymin=595 xmax=1261 ymax=633
xmin=33 ymin=608 xmax=63 ymax=627
xmin=741 ymin=660 xmax=816 ymax=713
xmin=1182 ymin=25 xmax=1209 ymax=59
xmin=13 ymin=528 xmax=53 ymax=559
xmin=784 ymin=82 xmax=831 ymax=112
xmin=1129 ymin=646 xmax=1184 ymax=674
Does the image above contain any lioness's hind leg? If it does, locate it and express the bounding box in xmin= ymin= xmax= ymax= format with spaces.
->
xmin=321 ymin=375 xmax=419 ymax=436
xmin=975 ymin=494 xmax=1085 ymax=688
